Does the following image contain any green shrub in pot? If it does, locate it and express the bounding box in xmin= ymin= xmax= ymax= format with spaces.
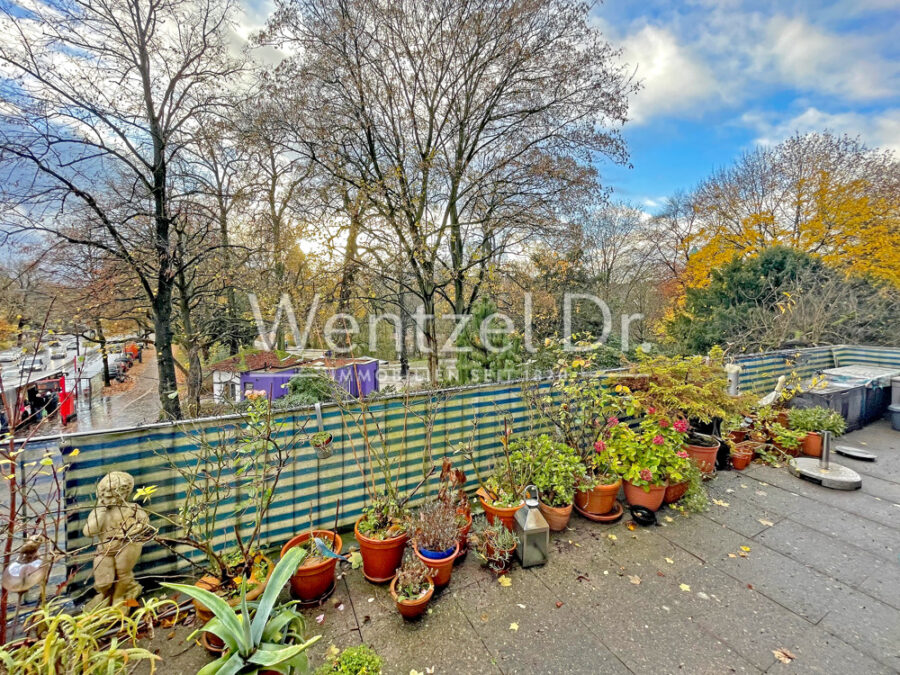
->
xmin=509 ymin=435 xmax=587 ymax=508
xmin=787 ymin=407 xmax=846 ymax=436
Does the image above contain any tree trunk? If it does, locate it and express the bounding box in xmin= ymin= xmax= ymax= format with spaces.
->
xmin=154 ymin=293 xmax=182 ymax=420
xmin=95 ymin=321 xmax=111 ymax=387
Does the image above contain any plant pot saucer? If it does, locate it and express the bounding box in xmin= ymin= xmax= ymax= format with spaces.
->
xmin=574 ymin=501 xmax=624 ymax=523
xmin=294 ymin=579 xmax=336 ymax=608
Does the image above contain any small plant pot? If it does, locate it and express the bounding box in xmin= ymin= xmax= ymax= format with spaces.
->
xmin=477 ymin=489 xmax=523 ymax=531
xmin=684 ymin=441 xmax=718 ymax=474
xmin=574 ymin=479 xmax=621 ymax=515
xmin=728 ymin=430 xmax=747 ymax=444
xmin=281 ymin=530 xmax=342 ymax=602
xmin=457 ymin=510 xmax=473 ymax=558
xmin=773 ymin=439 xmax=802 ymax=458
xmin=312 ymin=434 xmax=334 ymax=459
xmin=354 ymin=517 xmax=409 ymax=584
xmin=483 ymin=543 xmax=517 ymax=575
xmin=414 ymin=542 xmax=459 ymax=588
xmin=663 ymin=481 xmax=688 ymax=504
xmin=538 ymin=501 xmax=573 ymax=531
xmin=801 ymin=432 xmax=823 ymax=457
xmin=776 ymin=411 xmax=790 ymax=427
xmin=730 ymin=444 xmax=755 ymax=470
xmin=199 ymin=630 xmax=227 ymax=655
xmin=390 ymin=575 xmax=434 ymax=620
xmin=193 ymin=555 xmax=274 ymax=624
xmin=623 ymin=481 xmax=667 ymax=511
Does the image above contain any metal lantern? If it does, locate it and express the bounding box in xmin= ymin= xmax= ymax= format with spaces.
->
xmin=514 ymin=485 xmax=549 ymax=568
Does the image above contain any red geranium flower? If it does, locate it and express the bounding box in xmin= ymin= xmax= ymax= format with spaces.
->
xmin=673 ymin=419 xmax=689 ymax=433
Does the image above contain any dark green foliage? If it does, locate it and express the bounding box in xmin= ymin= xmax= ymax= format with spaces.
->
xmin=454 ymin=297 xmax=523 ymax=384
xmin=667 ymin=246 xmax=895 ymax=354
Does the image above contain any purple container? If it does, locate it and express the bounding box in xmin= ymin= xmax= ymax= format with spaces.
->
xmin=239 ymin=369 xmax=298 ymax=400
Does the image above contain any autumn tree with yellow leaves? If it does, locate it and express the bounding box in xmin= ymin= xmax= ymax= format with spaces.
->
xmin=683 ymin=132 xmax=899 ymax=289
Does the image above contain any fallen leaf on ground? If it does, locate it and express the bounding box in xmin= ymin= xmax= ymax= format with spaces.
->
xmin=516 ymin=603 xmax=526 ymax=609
xmin=740 ymin=545 xmax=752 ymax=552
xmin=664 ymin=557 xmax=674 ymax=564
xmin=410 ymin=670 xmax=423 ymax=675
xmin=740 ymin=484 xmax=748 ymax=489
xmin=756 ymin=490 xmax=767 ymax=496
xmin=628 ymin=575 xmax=641 ymax=585
xmin=367 ymin=597 xmax=374 ymax=603
xmin=315 ymin=614 xmax=325 ymax=624
xmin=555 ymin=601 xmax=564 ymax=608
xmin=664 ymin=516 xmax=674 ymax=523
xmin=772 ymin=648 xmax=796 ymax=664
xmin=499 ymin=576 xmax=512 ymax=587
xmin=509 ymin=622 xmax=519 ymax=631
xmin=712 ymin=499 xmax=730 ymax=507
xmin=728 ymin=553 xmax=737 ymax=558
xmin=758 ymin=519 xmax=774 ymax=527
xmin=679 ymin=583 xmax=691 ymax=592
xmin=739 ymin=552 xmax=748 ymax=558
xmin=626 ymin=522 xmax=636 ymax=531
xmin=480 ymin=613 xmax=489 ymax=622
xmin=607 ymin=534 xmax=617 ymax=541
xmin=336 ymin=603 xmax=345 ymax=611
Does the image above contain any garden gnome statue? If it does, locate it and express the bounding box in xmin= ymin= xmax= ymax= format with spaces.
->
xmin=83 ymin=471 xmax=152 ymax=609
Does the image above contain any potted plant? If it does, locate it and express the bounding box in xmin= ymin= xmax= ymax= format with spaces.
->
xmin=436 ymin=458 xmax=472 ymax=556
xmin=524 ymin=341 xmax=632 ymax=517
xmin=280 ymin=526 xmax=343 ymax=603
xmin=609 ymin=414 xmax=688 ymax=511
xmin=147 ymin=392 xmax=293 ymax=622
xmin=469 ymin=515 xmax=519 ymax=575
xmin=467 ymin=423 xmax=530 ymax=530
xmin=162 ymin=546 xmax=322 ymax=675
xmin=787 ymin=407 xmax=846 ymax=457
xmin=409 ymin=501 xmax=460 ymax=588
xmin=730 ymin=442 xmax=756 ymax=470
xmin=509 ymin=435 xmax=586 ymax=531
xmin=768 ymin=423 xmax=807 ymax=457
xmin=389 ymin=552 xmax=434 ymax=619
xmin=662 ymin=445 xmax=692 ymax=504
xmin=310 ymin=431 xmax=334 ymax=459
xmin=339 ymin=397 xmax=436 ymax=583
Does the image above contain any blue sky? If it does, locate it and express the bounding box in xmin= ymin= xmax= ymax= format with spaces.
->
xmin=592 ymin=0 xmax=900 ymax=211
xmin=234 ymin=0 xmax=900 ymax=212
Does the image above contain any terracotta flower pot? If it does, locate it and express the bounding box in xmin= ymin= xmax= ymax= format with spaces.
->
xmin=193 ymin=554 xmax=274 ymax=624
xmin=623 ymin=480 xmax=667 ymax=511
xmin=280 ymin=530 xmax=342 ymax=602
xmin=773 ymin=439 xmax=803 ymax=457
xmin=730 ymin=443 xmax=755 ymax=470
xmin=354 ymin=516 xmax=409 ymax=584
xmin=574 ymin=479 xmax=621 ymax=515
xmin=776 ymin=411 xmax=789 ymax=427
xmin=199 ymin=630 xmax=227 ymax=655
xmin=684 ymin=441 xmax=718 ymax=474
xmin=729 ymin=430 xmax=747 ymax=444
xmin=414 ymin=542 xmax=459 ymax=588
xmin=390 ymin=575 xmax=434 ymax=620
xmin=483 ymin=542 xmax=517 ymax=575
xmin=663 ymin=481 xmax=688 ymax=504
xmin=538 ymin=501 xmax=573 ymax=531
xmin=477 ymin=489 xmax=523 ymax=531
xmin=801 ymin=431 xmax=823 ymax=457
xmin=457 ymin=510 xmax=473 ymax=557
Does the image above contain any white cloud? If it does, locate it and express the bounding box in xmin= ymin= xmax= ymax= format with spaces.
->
xmin=620 ymin=25 xmax=722 ymax=124
xmin=742 ymin=107 xmax=900 ymax=154
xmin=757 ymin=16 xmax=898 ymax=100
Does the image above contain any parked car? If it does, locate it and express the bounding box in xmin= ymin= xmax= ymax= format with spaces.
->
xmin=24 ymin=357 xmax=45 ymax=372
xmin=0 ymin=351 xmax=19 ymax=364
xmin=50 ymin=348 xmax=66 ymax=360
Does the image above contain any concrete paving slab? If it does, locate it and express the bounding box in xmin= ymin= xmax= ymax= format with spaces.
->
xmin=817 ymin=586 xmax=900 ymax=671
xmin=767 ymin=623 xmax=896 ymax=675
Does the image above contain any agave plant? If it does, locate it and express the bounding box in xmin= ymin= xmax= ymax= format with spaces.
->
xmin=162 ymin=547 xmax=320 ymax=675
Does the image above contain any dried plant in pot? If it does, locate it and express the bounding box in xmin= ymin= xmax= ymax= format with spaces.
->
xmin=389 ymin=552 xmax=434 ymax=619
xmin=436 ymin=458 xmax=472 ymax=555
xmin=409 ymin=501 xmax=460 ymax=588
xmin=730 ymin=442 xmax=756 ymax=470
xmin=464 ymin=423 xmax=530 ymax=530
xmin=469 ymin=515 xmax=519 ymax=575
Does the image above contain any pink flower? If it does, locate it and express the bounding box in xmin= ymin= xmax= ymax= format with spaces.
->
xmin=659 ymin=419 xmax=670 ymax=429
xmin=652 ymin=434 xmax=665 ymax=445
xmin=673 ymin=419 xmax=689 ymax=433
xmin=594 ymin=440 xmax=606 ymax=453
xmin=647 ymin=407 xmax=656 ymax=414
xmin=607 ymin=417 xmax=619 ymax=427
xmin=640 ymin=469 xmax=652 ymax=482
xmin=677 ymin=450 xmax=689 ymax=458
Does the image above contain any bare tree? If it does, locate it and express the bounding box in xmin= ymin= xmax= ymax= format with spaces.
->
xmin=264 ymin=0 xmax=636 ymax=381
xmin=0 ymin=0 xmax=244 ymax=418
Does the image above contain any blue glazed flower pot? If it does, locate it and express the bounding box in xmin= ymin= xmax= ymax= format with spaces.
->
xmin=418 ymin=545 xmax=456 ymax=560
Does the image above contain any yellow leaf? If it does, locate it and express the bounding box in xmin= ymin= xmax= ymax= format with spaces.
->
xmin=728 ymin=553 xmax=737 ymax=558
xmin=509 ymin=622 xmax=519 ymax=631
xmin=740 ymin=546 xmax=751 ymax=552
xmin=679 ymin=583 xmax=691 ymax=592
xmin=498 ymin=576 xmax=512 ymax=587
xmin=758 ymin=519 xmax=774 ymax=527
xmin=712 ymin=499 xmax=729 ymax=507
xmin=607 ymin=534 xmax=617 ymax=541
xmin=664 ymin=557 xmax=674 ymax=564
xmin=628 ymin=575 xmax=641 ymax=585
